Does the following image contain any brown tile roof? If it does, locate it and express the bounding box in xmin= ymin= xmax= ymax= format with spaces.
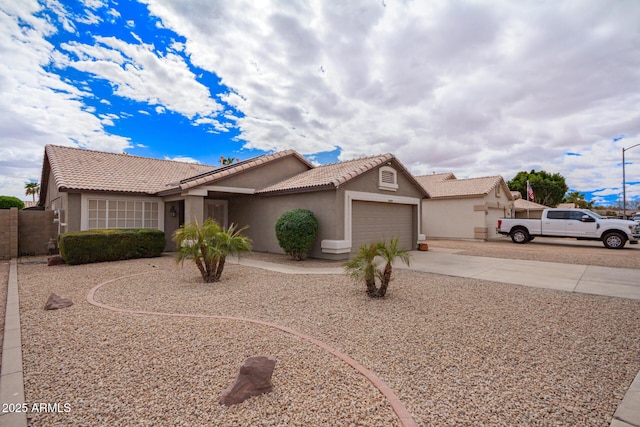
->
xmin=257 ymin=154 xmax=429 ymax=196
xmin=41 ymin=145 xmax=214 ymax=196
xmin=413 ymin=173 xmax=456 ymax=189
xmin=416 ymin=175 xmax=510 ymax=199
xmin=178 ymin=149 xmax=314 ymax=190
xmin=514 ymin=198 xmax=547 ymax=210
xmin=256 ymin=154 xmax=394 ymax=194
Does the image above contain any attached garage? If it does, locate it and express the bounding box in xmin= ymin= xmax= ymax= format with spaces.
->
xmin=351 ymin=201 xmax=415 ymax=252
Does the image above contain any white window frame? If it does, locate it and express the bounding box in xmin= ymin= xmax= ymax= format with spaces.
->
xmin=378 ymin=166 xmax=398 ymax=191
xmin=81 ymin=194 xmax=165 ymax=231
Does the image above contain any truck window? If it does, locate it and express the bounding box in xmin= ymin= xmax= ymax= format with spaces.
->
xmin=569 ymin=211 xmax=585 ymax=221
xmin=547 ymin=211 xmax=569 ymax=220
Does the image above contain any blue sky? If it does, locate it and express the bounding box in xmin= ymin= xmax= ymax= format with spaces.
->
xmin=1 ymin=0 xmax=639 ymax=208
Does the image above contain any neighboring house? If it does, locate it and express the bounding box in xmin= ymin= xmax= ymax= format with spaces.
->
xmin=38 ymin=145 xmax=428 ymax=259
xmin=511 ymin=191 xmax=548 ymax=219
xmin=415 ymin=173 xmax=514 ymax=241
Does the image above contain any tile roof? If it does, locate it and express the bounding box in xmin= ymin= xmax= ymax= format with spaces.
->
xmin=416 ymin=175 xmax=509 ymax=199
xmin=514 ymin=198 xmax=547 ymax=210
xmin=178 ymin=149 xmax=313 ymax=190
xmin=41 ymin=145 xmax=214 ymax=195
xmin=413 ymin=172 xmax=456 ymax=188
xmin=256 ymin=154 xmax=396 ymax=194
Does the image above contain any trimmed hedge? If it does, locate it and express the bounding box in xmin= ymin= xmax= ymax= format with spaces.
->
xmin=275 ymin=209 xmax=318 ymax=260
xmin=0 ymin=196 xmax=25 ymax=209
xmin=59 ymin=228 xmax=165 ymax=265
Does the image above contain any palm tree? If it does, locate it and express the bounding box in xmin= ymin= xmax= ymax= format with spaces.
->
xmin=25 ymin=182 xmax=40 ymax=202
xmin=344 ymin=242 xmax=380 ymax=297
xmin=376 ymin=237 xmax=411 ymax=298
xmin=344 ymin=238 xmax=412 ymax=298
xmin=173 ymin=218 xmax=252 ymax=283
xmin=220 ymin=156 xmax=238 ymax=165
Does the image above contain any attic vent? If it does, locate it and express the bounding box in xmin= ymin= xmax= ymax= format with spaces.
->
xmin=379 ymin=166 xmax=398 ymax=191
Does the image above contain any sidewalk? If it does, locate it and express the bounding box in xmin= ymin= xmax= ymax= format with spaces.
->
xmin=233 ymin=248 xmax=640 ymax=300
xmin=399 ymin=248 xmax=640 ymax=300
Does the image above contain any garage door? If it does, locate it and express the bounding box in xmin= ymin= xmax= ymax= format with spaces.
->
xmin=351 ymin=201 xmax=414 ymax=253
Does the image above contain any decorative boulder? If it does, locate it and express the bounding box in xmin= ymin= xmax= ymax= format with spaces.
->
xmin=219 ymin=356 xmax=276 ymax=406
xmin=47 ymin=255 xmax=65 ymax=266
xmin=44 ymin=293 xmax=73 ymax=310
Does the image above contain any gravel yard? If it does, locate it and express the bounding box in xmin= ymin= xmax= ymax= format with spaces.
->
xmin=15 ymin=247 xmax=640 ymax=426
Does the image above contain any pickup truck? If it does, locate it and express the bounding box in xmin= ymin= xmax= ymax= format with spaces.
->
xmin=497 ymin=208 xmax=640 ymax=249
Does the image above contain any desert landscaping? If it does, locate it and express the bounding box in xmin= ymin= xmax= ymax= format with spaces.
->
xmin=6 ymin=239 xmax=639 ymax=426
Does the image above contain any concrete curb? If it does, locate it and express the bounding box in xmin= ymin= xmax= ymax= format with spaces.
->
xmin=0 ymin=258 xmax=27 ymax=427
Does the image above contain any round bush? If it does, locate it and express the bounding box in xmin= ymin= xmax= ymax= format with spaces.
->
xmin=0 ymin=196 xmax=25 ymax=209
xmin=275 ymin=209 xmax=318 ymax=260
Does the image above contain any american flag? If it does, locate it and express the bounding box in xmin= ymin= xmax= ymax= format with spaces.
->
xmin=526 ymin=181 xmax=534 ymax=201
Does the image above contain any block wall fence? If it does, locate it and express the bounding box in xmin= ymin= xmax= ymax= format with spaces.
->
xmin=0 ymin=209 xmax=58 ymax=259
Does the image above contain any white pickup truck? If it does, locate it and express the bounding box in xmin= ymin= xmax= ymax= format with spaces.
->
xmin=497 ymin=208 xmax=640 ymax=249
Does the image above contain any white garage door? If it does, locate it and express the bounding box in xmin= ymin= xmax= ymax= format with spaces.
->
xmin=351 ymin=201 xmax=414 ymax=253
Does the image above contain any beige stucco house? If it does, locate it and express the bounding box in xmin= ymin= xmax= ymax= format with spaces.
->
xmin=415 ymin=173 xmax=514 ymax=241
xmin=39 ymin=145 xmax=429 ymax=259
xmin=511 ymin=191 xmax=548 ymax=218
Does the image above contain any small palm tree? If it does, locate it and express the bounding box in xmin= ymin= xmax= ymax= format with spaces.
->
xmin=376 ymin=237 xmax=411 ymax=298
xmin=25 ymin=182 xmax=40 ymax=202
xmin=344 ymin=242 xmax=380 ymax=297
xmin=173 ymin=218 xmax=252 ymax=283
xmin=344 ymin=238 xmax=411 ymax=298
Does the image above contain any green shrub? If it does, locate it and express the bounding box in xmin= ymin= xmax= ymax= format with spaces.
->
xmin=275 ymin=209 xmax=318 ymax=260
xmin=0 ymin=196 xmax=25 ymax=209
xmin=59 ymin=228 xmax=165 ymax=265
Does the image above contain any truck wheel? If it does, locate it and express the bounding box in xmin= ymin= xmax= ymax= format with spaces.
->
xmin=511 ymin=228 xmax=530 ymax=244
xmin=603 ymin=232 xmax=626 ymax=249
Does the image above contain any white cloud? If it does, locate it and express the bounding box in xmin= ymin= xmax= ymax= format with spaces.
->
xmin=0 ymin=0 xmax=131 ymax=198
xmin=56 ymin=34 xmax=223 ymax=120
xmin=143 ymin=0 xmax=640 ymax=198
xmin=164 ymin=155 xmax=200 ymax=164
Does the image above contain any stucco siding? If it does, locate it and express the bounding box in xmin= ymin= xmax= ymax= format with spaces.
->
xmin=422 ymin=198 xmax=487 ymax=240
xmin=344 ymin=162 xmax=425 ymax=199
xmin=229 ymin=191 xmax=338 ymax=258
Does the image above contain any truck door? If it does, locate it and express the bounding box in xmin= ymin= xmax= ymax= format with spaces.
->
xmin=543 ymin=210 xmax=568 ymax=235
xmin=566 ymin=211 xmax=598 ymax=237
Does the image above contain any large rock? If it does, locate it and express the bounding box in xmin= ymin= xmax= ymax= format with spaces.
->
xmin=47 ymin=255 xmax=65 ymax=266
xmin=219 ymin=356 xmax=276 ymax=406
xmin=44 ymin=293 xmax=73 ymax=310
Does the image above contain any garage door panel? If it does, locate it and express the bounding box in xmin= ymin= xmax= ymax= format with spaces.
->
xmin=352 ymin=201 xmax=413 ymax=253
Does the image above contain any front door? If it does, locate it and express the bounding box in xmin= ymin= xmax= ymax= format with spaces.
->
xmin=205 ymin=199 xmax=228 ymax=228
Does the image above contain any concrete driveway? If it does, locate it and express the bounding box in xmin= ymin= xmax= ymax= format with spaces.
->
xmin=397 ymin=248 xmax=640 ymax=300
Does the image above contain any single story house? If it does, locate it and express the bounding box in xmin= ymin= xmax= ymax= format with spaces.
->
xmin=415 ymin=173 xmax=514 ymax=241
xmin=38 ymin=145 xmax=429 ymax=259
xmin=511 ymin=191 xmax=548 ymax=218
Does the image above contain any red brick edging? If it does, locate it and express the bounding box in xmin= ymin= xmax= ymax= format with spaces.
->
xmin=86 ymin=273 xmax=418 ymax=427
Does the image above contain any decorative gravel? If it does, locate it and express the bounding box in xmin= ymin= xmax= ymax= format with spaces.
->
xmin=17 ymin=253 xmax=640 ymax=426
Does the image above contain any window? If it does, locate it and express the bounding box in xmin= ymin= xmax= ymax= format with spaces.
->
xmin=378 ymin=166 xmax=398 ymax=191
xmin=547 ymin=210 xmax=570 ymax=220
xmin=88 ymin=199 xmax=159 ymax=229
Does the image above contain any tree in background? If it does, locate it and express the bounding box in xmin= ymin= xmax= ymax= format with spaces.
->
xmin=0 ymin=196 xmax=25 ymax=209
xmin=220 ymin=156 xmax=238 ymax=165
xmin=562 ymin=191 xmax=594 ymax=209
xmin=25 ymin=181 xmax=40 ymax=202
xmin=507 ymin=170 xmax=568 ymax=207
